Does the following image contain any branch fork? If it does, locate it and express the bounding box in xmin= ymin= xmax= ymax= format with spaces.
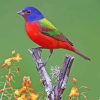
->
xmin=28 ymin=48 xmax=74 ymax=100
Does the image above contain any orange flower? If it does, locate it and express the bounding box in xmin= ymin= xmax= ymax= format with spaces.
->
xmin=22 ymin=76 xmax=31 ymax=87
xmin=15 ymin=76 xmax=38 ymax=100
xmin=6 ymin=81 xmax=11 ymax=86
xmin=5 ymin=75 xmax=13 ymax=81
xmin=5 ymin=75 xmax=9 ymax=80
xmin=72 ymin=77 xmax=77 ymax=83
xmin=29 ymin=93 xmax=39 ymax=100
xmin=8 ymin=87 xmax=13 ymax=90
xmin=0 ymin=89 xmax=4 ymax=93
xmin=17 ymin=94 xmax=27 ymax=100
xmin=15 ymin=87 xmax=26 ymax=96
xmin=69 ymin=77 xmax=90 ymax=100
xmin=69 ymin=86 xmax=79 ymax=99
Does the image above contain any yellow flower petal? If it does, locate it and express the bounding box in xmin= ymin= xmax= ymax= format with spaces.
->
xmin=4 ymin=58 xmax=12 ymax=66
xmin=12 ymin=50 xmax=16 ymax=55
xmin=15 ymin=90 xmax=20 ymax=96
xmin=30 ymin=93 xmax=39 ymax=100
xmin=17 ymin=94 xmax=27 ymax=100
xmin=13 ymin=53 xmax=22 ymax=62
xmin=69 ymin=87 xmax=79 ymax=98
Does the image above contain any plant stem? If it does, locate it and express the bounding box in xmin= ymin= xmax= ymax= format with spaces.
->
xmin=0 ymin=82 xmax=6 ymax=100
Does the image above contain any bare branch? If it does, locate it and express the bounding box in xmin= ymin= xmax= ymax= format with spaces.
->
xmin=29 ymin=48 xmax=74 ymax=100
xmin=28 ymin=48 xmax=52 ymax=96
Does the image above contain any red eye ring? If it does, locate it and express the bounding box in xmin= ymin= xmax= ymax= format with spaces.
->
xmin=24 ymin=10 xmax=31 ymax=14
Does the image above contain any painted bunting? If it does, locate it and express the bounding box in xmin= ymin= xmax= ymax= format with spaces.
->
xmin=17 ymin=7 xmax=90 ymax=61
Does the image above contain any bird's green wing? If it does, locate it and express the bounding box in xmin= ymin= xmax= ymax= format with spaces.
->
xmin=38 ymin=18 xmax=73 ymax=46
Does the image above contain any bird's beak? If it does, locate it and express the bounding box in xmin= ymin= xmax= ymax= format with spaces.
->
xmin=17 ymin=10 xmax=24 ymax=16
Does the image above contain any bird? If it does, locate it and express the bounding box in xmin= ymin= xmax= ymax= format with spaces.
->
xmin=17 ymin=6 xmax=90 ymax=61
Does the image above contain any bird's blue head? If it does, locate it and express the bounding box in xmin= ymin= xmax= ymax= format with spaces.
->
xmin=17 ymin=6 xmax=44 ymax=22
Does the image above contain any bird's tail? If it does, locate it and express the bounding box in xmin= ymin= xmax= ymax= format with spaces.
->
xmin=73 ymin=48 xmax=91 ymax=61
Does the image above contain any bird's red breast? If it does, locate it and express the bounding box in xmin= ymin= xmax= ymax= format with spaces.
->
xmin=25 ymin=22 xmax=75 ymax=51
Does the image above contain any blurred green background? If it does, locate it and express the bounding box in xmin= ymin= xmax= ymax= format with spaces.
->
xmin=0 ymin=0 xmax=100 ymax=99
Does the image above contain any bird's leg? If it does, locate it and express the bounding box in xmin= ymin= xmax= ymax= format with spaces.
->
xmin=34 ymin=47 xmax=53 ymax=66
xmin=44 ymin=49 xmax=53 ymax=66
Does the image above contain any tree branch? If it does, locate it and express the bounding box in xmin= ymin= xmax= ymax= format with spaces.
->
xmin=52 ymin=56 xmax=74 ymax=100
xmin=28 ymin=48 xmax=74 ymax=100
xmin=28 ymin=48 xmax=52 ymax=96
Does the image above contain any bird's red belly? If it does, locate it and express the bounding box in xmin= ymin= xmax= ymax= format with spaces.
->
xmin=25 ymin=22 xmax=74 ymax=51
xmin=27 ymin=31 xmax=59 ymax=49
xmin=26 ymin=22 xmax=59 ymax=49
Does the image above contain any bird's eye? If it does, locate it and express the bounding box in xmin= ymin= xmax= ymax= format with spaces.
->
xmin=25 ymin=10 xmax=31 ymax=14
